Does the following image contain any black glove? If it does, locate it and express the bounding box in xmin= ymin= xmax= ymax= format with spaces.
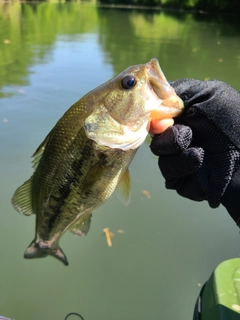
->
xmin=150 ymin=79 xmax=240 ymax=226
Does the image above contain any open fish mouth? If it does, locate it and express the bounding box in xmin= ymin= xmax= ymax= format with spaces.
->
xmin=146 ymin=58 xmax=184 ymax=118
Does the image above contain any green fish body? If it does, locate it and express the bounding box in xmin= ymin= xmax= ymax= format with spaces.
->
xmin=12 ymin=59 xmax=184 ymax=266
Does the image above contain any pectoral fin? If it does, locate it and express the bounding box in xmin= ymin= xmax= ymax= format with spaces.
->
xmin=11 ymin=177 xmax=34 ymax=215
xmin=81 ymin=162 xmax=107 ymax=195
xmin=117 ymin=169 xmax=131 ymax=205
xmin=70 ymin=213 xmax=92 ymax=236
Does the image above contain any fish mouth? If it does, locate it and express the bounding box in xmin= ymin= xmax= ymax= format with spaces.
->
xmin=146 ymin=58 xmax=184 ymax=118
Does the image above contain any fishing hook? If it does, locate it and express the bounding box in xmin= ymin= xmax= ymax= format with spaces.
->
xmin=64 ymin=312 xmax=84 ymax=320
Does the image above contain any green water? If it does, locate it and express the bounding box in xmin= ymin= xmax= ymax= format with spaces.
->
xmin=0 ymin=3 xmax=240 ymax=320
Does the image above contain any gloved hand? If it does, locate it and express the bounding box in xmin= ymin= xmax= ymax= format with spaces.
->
xmin=150 ymin=79 xmax=240 ymax=226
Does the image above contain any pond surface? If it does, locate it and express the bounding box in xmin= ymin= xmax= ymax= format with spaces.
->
xmin=1 ymin=3 xmax=240 ymax=320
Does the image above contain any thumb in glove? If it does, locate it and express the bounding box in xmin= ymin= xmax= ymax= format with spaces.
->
xmin=150 ymin=124 xmax=204 ymax=180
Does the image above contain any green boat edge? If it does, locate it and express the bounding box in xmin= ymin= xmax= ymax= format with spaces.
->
xmin=193 ymin=258 xmax=240 ymax=320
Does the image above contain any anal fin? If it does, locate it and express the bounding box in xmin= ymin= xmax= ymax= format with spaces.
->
xmin=11 ymin=177 xmax=34 ymax=215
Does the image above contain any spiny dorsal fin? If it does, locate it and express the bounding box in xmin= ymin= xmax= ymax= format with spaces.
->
xmin=32 ymin=131 xmax=51 ymax=169
xmin=70 ymin=213 xmax=92 ymax=236
xmin=117 ymin=169 xmax=131 ymax=205
xmin=11 ymin=177 xmax=34 ymax=215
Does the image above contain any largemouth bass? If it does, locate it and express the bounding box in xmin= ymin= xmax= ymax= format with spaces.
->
xmin=12 ymin=58 xmax=184 ymax=266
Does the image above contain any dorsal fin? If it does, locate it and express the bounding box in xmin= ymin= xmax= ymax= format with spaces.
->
xmin=32 ymin=131 xmax=51 ymax=169
xmin=12 ymin=131 xmax=52 ymax=215
xmin=117 ymin=169 xmax=131 ymax=205
xmin=11 ymin=177 xmax=34 ymax=215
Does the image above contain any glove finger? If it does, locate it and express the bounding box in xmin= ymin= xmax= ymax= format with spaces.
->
xmin=165 ymin=174 xmax=206 ymax=202
xmin=159 ymin=147 xmax=204 ymax=180
xmin=150 ymin=124 xmax=192 ymax=156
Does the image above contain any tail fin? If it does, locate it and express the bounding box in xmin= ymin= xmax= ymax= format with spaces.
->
xmin=24 ymin=241 xmax=69 ymax=266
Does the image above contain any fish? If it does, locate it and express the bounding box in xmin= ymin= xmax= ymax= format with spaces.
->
xmin=11 ymin=58 xmax=184 ymax=266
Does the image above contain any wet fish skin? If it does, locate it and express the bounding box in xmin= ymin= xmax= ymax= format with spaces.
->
xmin=30 ymin=130 xmax=137 ymax=265
xmin=22 ymin=126 xmax=137 ymax=265
xmin=12 ymin=58 xmax=184 ymax=266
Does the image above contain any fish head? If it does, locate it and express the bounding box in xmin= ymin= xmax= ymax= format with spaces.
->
xmin=84 ymin=58 xmax=184 ymax=150
xmin=104 ymin=58 xmax=183 ymax=124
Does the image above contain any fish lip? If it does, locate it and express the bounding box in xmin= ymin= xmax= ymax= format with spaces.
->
xmin=146 ymin=58 xmax=184 ymax=116
xmin=146 ymin=58 xmax=173 ymax=99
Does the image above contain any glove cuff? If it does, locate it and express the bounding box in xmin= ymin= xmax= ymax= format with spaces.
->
xmin=221 ymin=167 xmax=240 ymax=226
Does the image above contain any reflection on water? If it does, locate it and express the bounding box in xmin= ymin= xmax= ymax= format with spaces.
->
xmin=0 ymin=3 xmax=240 ymax=320
xmin=0 ymin=3 xmax=98 ymax=97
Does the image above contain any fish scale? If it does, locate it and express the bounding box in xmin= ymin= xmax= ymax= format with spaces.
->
xmin=12 ymin=58 xmax=184 ymax=265
xmin=33 ymin=126 xmax=137 ymax=248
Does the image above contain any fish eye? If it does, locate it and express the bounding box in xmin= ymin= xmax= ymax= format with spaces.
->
xmin=121 ymin=75 xmax=136 ymax=89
